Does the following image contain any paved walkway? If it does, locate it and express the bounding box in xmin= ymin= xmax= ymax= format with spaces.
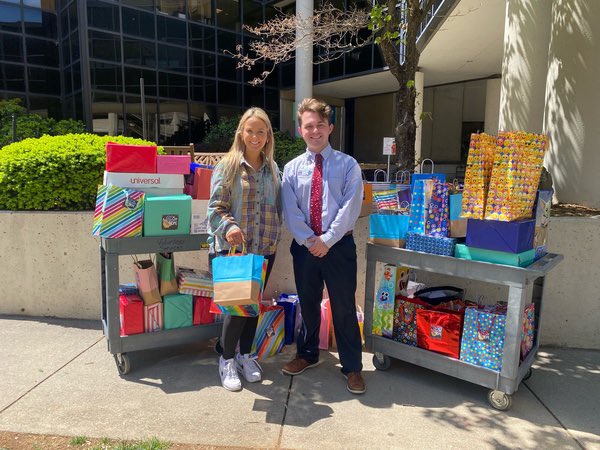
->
xmin=1 ymin=315 xmax=599 ymax=449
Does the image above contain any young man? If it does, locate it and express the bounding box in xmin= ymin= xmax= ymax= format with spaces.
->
xmin=281 ymin=98 xmax=365 ymax=394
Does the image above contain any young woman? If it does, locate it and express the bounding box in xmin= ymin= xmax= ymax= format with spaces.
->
xmin=207 ymin=107 xmax=281 ymax=391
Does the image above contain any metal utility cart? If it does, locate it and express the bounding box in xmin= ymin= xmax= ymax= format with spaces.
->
xmin=364 ymin=243 xmax=563 ymax=410
xmin=100 ymin=235 xmax=222 ymax=375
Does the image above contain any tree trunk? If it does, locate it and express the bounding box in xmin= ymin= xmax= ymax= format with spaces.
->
xmin=395 ymin=80 xmax=417 ymax=172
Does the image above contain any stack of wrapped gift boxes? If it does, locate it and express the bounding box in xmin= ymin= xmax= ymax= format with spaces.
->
xmin=93 ymin=142 xmax=218 ymax=336
xmin=455 ymin=131 xmax=550 ymax=267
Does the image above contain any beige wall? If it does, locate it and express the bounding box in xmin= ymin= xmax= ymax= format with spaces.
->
xmin=0 ymin=211 xmax=598 ymax=349
xmin=353 ymin=93 xmax=396 ymax=164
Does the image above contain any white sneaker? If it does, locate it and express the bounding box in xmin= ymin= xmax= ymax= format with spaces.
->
xmin=235 ymin=353 xmax=262 ymax=383
xmin=219 ymin=356 xmax=242 ymax=391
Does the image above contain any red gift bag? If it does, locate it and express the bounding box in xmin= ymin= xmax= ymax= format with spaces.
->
xmin=191 ymin=167 xmax=212 ymax=200
xmin=119 ymin=294 xmax=144 ymax=336
xmin=416 ymin=308 xmax=464 ymax=358
xmin=105 ymin=142 xmax=157 ymax=173
xmin=193 ymin=296 xmax=214 ymax=325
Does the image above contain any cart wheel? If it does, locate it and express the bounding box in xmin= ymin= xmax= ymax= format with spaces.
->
xmin=214 ymin=337 xmax=223 ymax=355
xmin=487 ymin=390 xmax=512 ymax=411
xmin=372 ymin=353 xmax=391 ymax=371
xmin=114 ymin=353 xmax=131 ymax=375
xmin=522 ymin=368 xmax=533 ymax=381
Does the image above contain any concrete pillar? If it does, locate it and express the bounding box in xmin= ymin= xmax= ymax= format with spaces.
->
xmin=414 ymin=71 xmax=424 ymax=163
xmin=107 ymin=112 xmax=118 ymax=136
xmin=499 ymin=0 xmax=552 ymax=133
xmin=484 ymin=78 xmax=501 ymax=135
xmin=294 ymin=0 xmax=313 ymax=134
xmin=543 ymin=0 xmax=600 ymax=208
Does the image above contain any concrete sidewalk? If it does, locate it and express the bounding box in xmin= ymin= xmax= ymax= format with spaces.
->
xmin=0 ymin=315 xmax=599 ymax=450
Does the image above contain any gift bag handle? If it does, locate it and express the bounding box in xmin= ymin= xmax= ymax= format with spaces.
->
xmin=228 ymin=243 xmax=248 ymax=255
xmin=373 ymin=169 xmax=387 ymax=182
xmin=420 ymin=158 xmax=435 ymax=174
xmin=395 ymin=170 xmax=411 ymax=184
xmin=476 ymin=314 xmax=496 ymax=340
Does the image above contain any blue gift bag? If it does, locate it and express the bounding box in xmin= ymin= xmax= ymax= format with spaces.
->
xmin=460 ymin=306 xmax=507 ymax=371
xmin=410 ymin=159 xmax=446 ymax=192
xmin=276 ymin=294 xmax=300 ymax=345
xmin=408 ymin=179 xmax=434 ymax=234
xmin=369 ymin=214 xmax=410 ymax=247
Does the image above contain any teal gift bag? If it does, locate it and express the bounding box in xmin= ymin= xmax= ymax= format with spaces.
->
xmin=369 ymin=214 xmax=410 ymax=247
xmin=459 ymin=306 xmax=506 ymax=371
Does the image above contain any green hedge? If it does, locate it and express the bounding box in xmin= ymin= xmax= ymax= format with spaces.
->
xmin=0 ymin=134 xmax=158 ymax=211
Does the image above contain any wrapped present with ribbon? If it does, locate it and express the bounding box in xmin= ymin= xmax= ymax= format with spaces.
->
xmin=484 ymin=131 xmax=547 ymax=221
xmin=251 ymin=304 xmax=285 ymax=360
xmin=461 ymin=133 xmax=496 ymax=220
xmin=144 ymin=302 xmax=163 ymax=333
xmin=425 ymin=182 xmax=450 ymax=238
xmin=93 ymin=184 xmax=145 ymax=238
xmin=210 ymin=247 xmax=266 ymax=317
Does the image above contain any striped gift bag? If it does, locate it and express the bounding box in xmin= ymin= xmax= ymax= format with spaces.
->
xmin=91 ymin=184 xmax=108 ymax=236
xmin=252 ymin=304 xmax=285 ymax=360
xmin=144 ymin=302 xmax=163 ymax=332
xmin=96 ymin=184 xmax=145 ymax=238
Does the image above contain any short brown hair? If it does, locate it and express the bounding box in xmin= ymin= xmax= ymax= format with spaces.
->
xmin=297 ymin=98 xmax=333 ymax=126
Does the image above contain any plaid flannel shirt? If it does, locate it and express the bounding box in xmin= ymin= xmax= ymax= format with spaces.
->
xmin=207 ymin=157 xmax=281 ymax=255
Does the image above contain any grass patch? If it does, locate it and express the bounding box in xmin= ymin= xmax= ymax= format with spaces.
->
xmin=112 ymin=437 xmax=171 ymax=450
xmin=70 ymin=435 xmax=89 ymax=446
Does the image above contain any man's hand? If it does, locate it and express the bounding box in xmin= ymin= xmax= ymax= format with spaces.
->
xmin=226 ymin=226 xmax=245 ymax=247
xmin=307 ymin=236 xmax=329 ymax=258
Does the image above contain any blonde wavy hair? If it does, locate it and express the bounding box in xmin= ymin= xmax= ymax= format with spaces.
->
xmin=217 ymin=107 xmax=279 ymax=190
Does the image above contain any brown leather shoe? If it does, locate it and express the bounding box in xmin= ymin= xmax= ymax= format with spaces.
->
xmin=346 ymin=372 xmax=366 ymax=394
xmin=281 ymin=357 xmax=320 ymax=376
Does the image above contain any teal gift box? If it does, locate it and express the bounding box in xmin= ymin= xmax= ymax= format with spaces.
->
xmin=163 ymin=294 xmax=193 ymax=329
xmin=143 ymin=194 xmax=192 ymax=236
xmin=454 ymin=244 xmax=536 ymax=267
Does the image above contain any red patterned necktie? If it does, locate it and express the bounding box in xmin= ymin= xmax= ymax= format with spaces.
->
xmin=310 ymin=153 xmax=323 ymax=236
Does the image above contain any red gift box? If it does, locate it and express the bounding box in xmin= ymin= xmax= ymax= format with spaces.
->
xmin=157 ymin=155 xmax=191 ymax=174
xmin=416 ymin=308 xmax=464 ymax=358
xmin=191 ymin=167 xmax=212 ymax=200
xmin=193 ymin=296 xmax=214 ymax=325
xmin=119 ymin=294 xmax=144 ymax=336
xmin=106 ymin=142 xmax=157 ymax=173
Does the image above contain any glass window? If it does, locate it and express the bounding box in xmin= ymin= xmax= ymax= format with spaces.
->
xmin=157 ymin=0 xmax=187 ymax=19
xmin=157 ymin=15 xmax=186 ymax=45
xmin=122 ymin=0 xmax=155 ymax=11
xmin=90 ymin=61 xmax=122 ymax=92
xmin=190 ymin=50 xmax=215 ymax=77
xmin=319 ymin=58 xmax=344 ymax=81
xmin=188 ymin=0 xmax=212 ymax=25
xmin=265 ymin=64 xmax=278 ymax=88
xmin=373 ymin=44 xmax=384 ymax=69
xmin=61 ymin=9 xmax=69 ymax=37
xmin=70 ymin=30 xmax=79 ymax=61
xmin=190 ymin=76 xmax=204 ymax=101
xmin=122 ymin=7 xmax=155 ymax=40
xmin=242 ymin=0 xmax=262 ymax=27
xmin=0 ymin=63 xmax=25 ymax=91
xmin=205 ymin=78 xmax=216 ymax=102
xmin=124 ymin=68 xmax=157 ymax=96
xmin=72 ymin=61 xmax=81 ymax=90
xmin=0 ymin=4 xmax=21 ymax=33
xmin=87 ymin=1 xmax=119 ymax=32
xmin=217 ymin=80 xmax=240 ymax=105
xmin=158 ymin=103 xmax=188 ymax=144
xmin=89 ymin=31 xmax=121 ymax=63
xmin=157 ymin=44 xmax=187 ymax=72
xmin=123 ymin=38 xmax=156 ymax=68
xmin=29 ymin=96 xmax=62 ymax=120
xmin=265 ymin=87 xmax=278 ymax=111
xmin=216 ymin=0 xmax=240 ymax=31
xmin=244 ymin=84 xmax=262 ymax=108
xmin=345 ymin=46 xmax=371 ymax=75
xmin=159 ymin=71 xmax=188 ymax=99
xmin=26 ymin=37 xmax=59 ymax=66
xmin=68 ymin=1 xmax=77 ymax=32
xmin=216 ymin=29 xmax=238 ymax=53
xmin=0 ymin=33 xmax=23 ymax=63
xmin=63 ymin=67 xmax=72 ymax=93
xmin=189 ymin=23 xmax=214 ymax=51
xmin=217 ymin=54 xmax=239 ymax=81
xmin=62 ymin=39 xmax=71 ymax=65
xmin=280 ymin=61 xmax=294 ymax=88
xmin=24 ymin=7 xmax=57 ymax=38
xmin=28 ymin=67 xmax=60 ymax=94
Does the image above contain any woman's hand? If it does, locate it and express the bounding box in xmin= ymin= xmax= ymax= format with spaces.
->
xmin=225 ymin=226 xmax=246 ymax=247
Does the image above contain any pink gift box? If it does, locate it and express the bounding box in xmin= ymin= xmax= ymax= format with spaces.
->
xmin=157 ymin=155 xmax=191 ymax=174
xmin=144 ymin=303 xmax=163 ymax=332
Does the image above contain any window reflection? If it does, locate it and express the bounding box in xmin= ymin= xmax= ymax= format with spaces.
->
xmin=87 ymin=1 xmax=119 ymax=32
xmin=189 ymin=23 xmax=214 ymax=51
xmin=157 ymin=15 xmax=186 ymax=45
xmin=28 ymin=67 xmax=60 ymax=94
xmin=216 ymin=0 xmax=240 ymax=32
xmin=218 ymin=80 xmax=240 ymax=106
xmin=122 ymin=7 xmax=155 ymax=40
xmin=122 ymin=0 xmax=155 ymax=11
xmin=27 ymin=37 xmax=59 ymax=66
xmin=159 ymin=102 xmax=189 ymax=144
xmin=0 ymin=33 xmax=23 ymax=62
xmin=0 ymin=4 xmax=22 ymax=33
xmin=242 ymin=0 xmax=262 ymax=28
xmin=90 ymin=61 xmax=122 ymax=92
xmin=190 ymin=50 xmax=215 ymax=77
xmin=0 ymin=63 xmax=25 ymax=91
xmin=157 ymin=0 xmax=187 ymax=19
xmin=158 ymin=44 xmax=187 ymax=72
xmin=123 ymin=38 xmax=156 ymax=68
xmin=29 ymin=96 xmax=61 ymax=120
xmin=89 ymin=31 xmax=121 ymax=63
xmin=188 ymin=0 xmax=212 ymax=25
xmin=124 ymin=68 xmax=157 ymax=96
xmin=92 ymin=92 xmax=124 ymax=135
xmin=159 ymin=72 xmax=188 ymax=99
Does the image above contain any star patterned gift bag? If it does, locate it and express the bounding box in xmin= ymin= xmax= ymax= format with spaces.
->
xmin=408 ymin=179 xmax=434 ymax=234
xmin=425 ymin=182 xmax=450 ymax=238
xmin=459 ymin=305 xmax=507 ymax=371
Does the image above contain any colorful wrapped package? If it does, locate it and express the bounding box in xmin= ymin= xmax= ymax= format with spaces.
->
xmin=461 ymin=133 xmax=496 ymax=219
xmin=252 ymin=304 xmax=285 ymax=360
xmin=210 ymin=252 xmax=267 ymax=317
xmin=459 ymin=305 xmax=507 ymax=371
xmin=119 ymin=294 xmax=144 ymax=336
xmin=144 ymin=302 xmax=163 ymax=333
xmin=163 ymin=293 xmax=193 ymax=329
xmin=408 ymin=179 xmax=434 ymax=234
xmin=372 ymin=264 xmax=397 ymax=338
xmin=484 ymin=131 xmax=547 ymax=221
xmin=406 ymin=231 xmax=457 ymax=257
xmin=392 ymin=296 xmax=429 ymax=346
xmin=143 ymin=194 xmax=192 ymax=236
xmin=466 ymin=218 xmax=535 ymax=253
xmin=177 ymin=267 xmax=213 ymax=297
xmin=372 ymin=189 xmax=399 ymax=212
xmin=425 ymin=182 xmax=450 ymax=238
xmin=454 ymin=244 xmax=536 ymax=267
xmin=105 ymin=142 xmax=157 ymax=173
xmin=91 ymin=184 xmax=108 ymax=236
xmin=521 ymin=303 xmax=535 ymax=359
xmin=156 ymin=155 xmax=191 ymax=174
xmin=93 ymin=184 xmax=145 ymax=238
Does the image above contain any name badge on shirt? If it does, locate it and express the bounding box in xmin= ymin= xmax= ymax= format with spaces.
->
xmin=298 ymin=167 xmax=313 ymax=177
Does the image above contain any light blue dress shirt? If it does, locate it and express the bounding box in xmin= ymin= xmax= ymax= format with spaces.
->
xmin=282 ymin=144 xmax=363 ymax=248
